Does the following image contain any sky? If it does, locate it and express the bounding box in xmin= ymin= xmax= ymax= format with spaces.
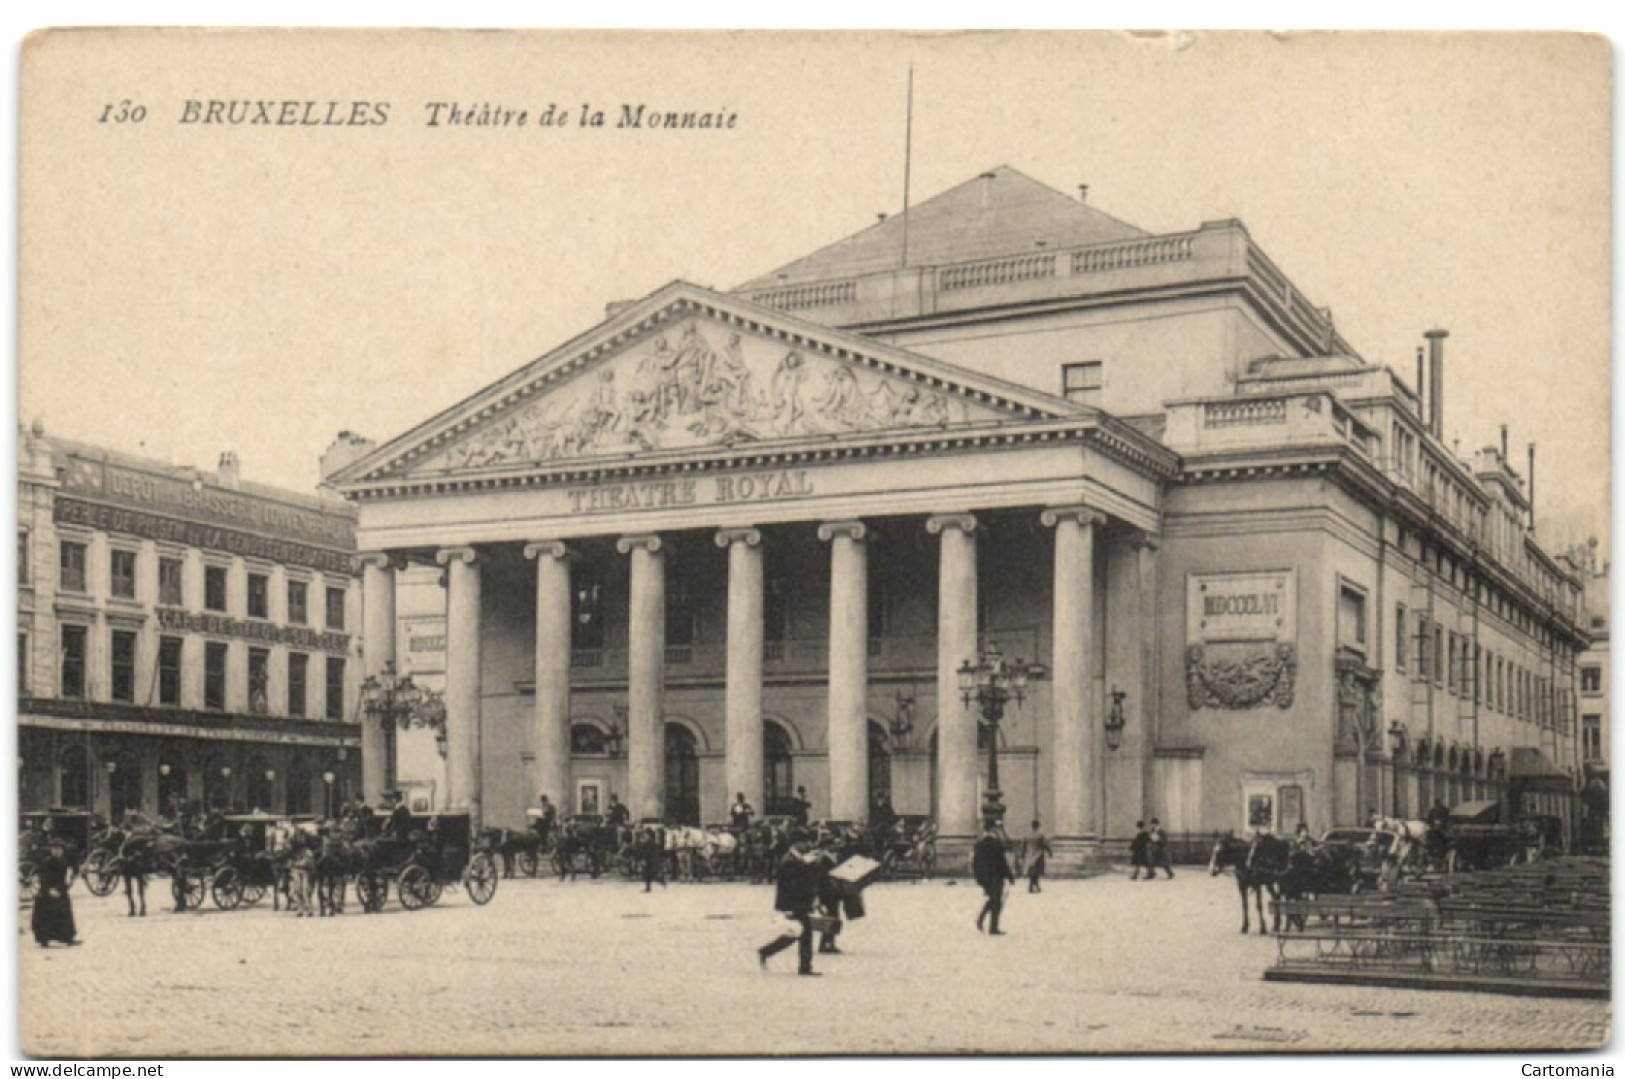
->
xmin=17 ymin=30 xmax=1613 ymax=556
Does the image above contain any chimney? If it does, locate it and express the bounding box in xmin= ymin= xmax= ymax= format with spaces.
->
xmin=1527 ymin=443 xmax=1537 ymax=530
xmin=217 ymin=451 xmax=241 ymax=490
xmin=1077 ymin=183 xmax=1090 ymax=202
xmin=1500 ymin=423 xmax=1509 ymax=460
xmin=979 ymin=171 xmax=996 ymax=209
xmin=1424 ymin=329 xmax=1449 ymax=436
xmin=876 ymin=213 xmax=887 ymax=223
xmin=1415 ymin=346 xmax=1426 ymax=421
xmin=320 ymin=431 xmax=377 ymax=481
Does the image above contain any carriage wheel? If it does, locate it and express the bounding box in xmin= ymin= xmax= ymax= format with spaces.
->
xmin=241 ymin=881 xmax=268 ymax=906
xmin=464 ymin=853 xmax=499 ymax=906
xmin=357 ymin=872 xmax=387 ymax=913
xmin=180 ymin=872 xmax=207 ymax=910
xmin=514 ymin=851 xmax=538 ymax=878
xmin=211 ymin=867 xmax=244 ymax=910
xmin=19 ymin=863 xmax=39 ymax=903
xmin=82 ymin=850 xmax=118 ymax=897
xmin=399 ymin=865 xmax=433 ymax=910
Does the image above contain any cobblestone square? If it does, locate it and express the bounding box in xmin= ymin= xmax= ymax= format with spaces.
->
xmin=17 ymin=870 xmax=1610 ymax=1057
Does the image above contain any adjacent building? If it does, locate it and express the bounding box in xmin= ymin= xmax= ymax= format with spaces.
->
xmin=17 ymin=424 xmax=364 ymax=819
xmin=325 ymin=167 xmax=1588 ymax=861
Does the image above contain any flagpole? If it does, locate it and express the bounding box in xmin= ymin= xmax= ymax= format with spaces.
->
xmin=901 ymin=64 xmax=913 ymax=270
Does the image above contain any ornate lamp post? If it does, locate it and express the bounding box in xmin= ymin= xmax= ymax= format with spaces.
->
xmin=360 ymin=661 xmax=446 ymax=785
xmin=1105 ymin=688 xmax=1128 ymax=752
xmin=957 ymin=643 xmax=1043 ymax=829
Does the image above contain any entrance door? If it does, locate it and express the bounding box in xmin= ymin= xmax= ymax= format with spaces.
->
xmin=664 ymin=724 xmax=700 ymax=825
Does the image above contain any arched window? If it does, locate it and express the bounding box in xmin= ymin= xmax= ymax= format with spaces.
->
xmin=158 ymin=752 xmax=188 ymax=817
xmin=764 ymin=721 xmax=795 ymax=815
xmin=571 ymin=723 xmax=609 ymax=756
xmin=107 ymin=749 xmax=142 ymax=820
xmin=285 ymin=760 xmax=312 ymax=816
xmin=664 ymin=723 xmax=700 ymax=825
xmin=58 ymin=745 xmax=89 ymax=809
xmin=244 ymin=754 xmax=274 ymax=813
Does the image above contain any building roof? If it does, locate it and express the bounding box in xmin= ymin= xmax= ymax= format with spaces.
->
xmin=735 ymin=166 xmax=1146 ymax=291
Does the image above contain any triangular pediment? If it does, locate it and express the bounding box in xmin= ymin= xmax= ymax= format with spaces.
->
xmin=333 ymin=282 xmax=1081 ymax=486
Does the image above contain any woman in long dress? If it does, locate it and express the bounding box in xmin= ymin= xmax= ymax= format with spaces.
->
xmin=31 ymin=841 xmax=80 ymax=947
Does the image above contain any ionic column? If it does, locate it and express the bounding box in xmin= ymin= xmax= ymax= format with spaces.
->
xmin=1134 ymin=534 xmax=1161 ymax=823
xmin=617 ymin=534 xmax=666 ymax=822
xmin=1043 ymin=506 xmax=1105 ymax=838
xmin=436 ymin=547 xmax=482 ymax=822
xmin=524 ymin=541 xmax=574 ymax=811
xmin=716 ymin=527 xmax=764 ymax=814
xmin=359 ymin=552 xmax=398 ymax=804
xmin=927 ymin=513 xmax=979 ymax=837
xmin=819 ymin=520 xmax=869 ymax=822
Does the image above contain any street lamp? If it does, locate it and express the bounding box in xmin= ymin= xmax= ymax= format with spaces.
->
xmin=1105 ymin=688 xmax=1128 ymax=751
xmin=323 ymin=770 xmax=336 ymax=818
xmin=360 ymin=661 xmax=445 ymax=782
xmin=957 ymin=643 xmax=1043 ymax=828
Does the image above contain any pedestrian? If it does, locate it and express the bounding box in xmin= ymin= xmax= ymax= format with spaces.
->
xmin=1129 ymin=820 xmax=1151 ymax=880
xmin=791 ymin=786 xmax=811 ymax=827
xmin=1148 ymin=817 xmax=1175 ymax=879
xmin=289 ymin=831 xmax=316 ymax=917
xmin=607 ymin=794 xmax=631 ymax=828
xmin=729 ymin=792 xmax=755 ymax=835
xmin=973 ymin=819 xmax=1015 ymax=935
xmin=1024 ymin=819 xmax=1051 ymax=893
xmin=758 ymin=833 xmax=824 ymax=976
xmin=637 ymin=825 xmax=666 ymax=893
xmin=534 ymin=794 xmax=558 ymax=847
xmin=815 ymin=847 xmax=844 ymax=955
xmin=31 ymin=840 xmax=81 ymax=947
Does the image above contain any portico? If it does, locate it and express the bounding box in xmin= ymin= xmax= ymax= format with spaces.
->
xmin=331 ymin=283 xmax=1171 ymax=854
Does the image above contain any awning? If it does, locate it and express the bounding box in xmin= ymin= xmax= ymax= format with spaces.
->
xmin=1448 ymin=800 xmax=1500 ymax=824
xmin=1509 ymin=748 xmax=1574 ymax=792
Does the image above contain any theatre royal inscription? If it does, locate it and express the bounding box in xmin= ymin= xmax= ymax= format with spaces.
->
xmin=564 ymin=469 xmax=814 ymax=514
xmin=1185 ymin=569 xmax=1298 ymax=711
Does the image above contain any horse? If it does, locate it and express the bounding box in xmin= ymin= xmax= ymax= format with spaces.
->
xmin=315 ymin=829 xmax=351 ymax=916
xmin=1275 ymin=842 xmax=1361 ymax=928
xmin=553 ymin=818 xmax=610 ymax=880
xmin=1209 ymin=834 xmax=1289 ymax=934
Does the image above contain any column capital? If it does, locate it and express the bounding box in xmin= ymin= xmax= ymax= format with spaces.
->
xmin=1128 ymin=530 xmax=1161 ymax=553
xmin=434 ymin=546 xmax=480 ymax=567
xmin=616 ymin=533 xmax=663 ymax=556
xmin=1041 ymin=505 xmax=1108 ymax=530
xmin=925 ymin=513 xmax=978 ymax=536
xmin=357 ymin=551 xmax=402 ymax=572
xmin=817 ymin=519 xmax=868 ymax=544
xmin=523 ymin=540 xmax=575 ymax=562
xmin=714 ymin=527 xmax=763 ymax=550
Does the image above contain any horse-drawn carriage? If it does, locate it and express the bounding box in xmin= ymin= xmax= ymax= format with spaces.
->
xmin=19 ymin=809 xmax=105 ymax=901
xmin=353 ymin=811 xmax=500 ymax=911
xmin=878 ymin=815 xmax=938 ymax=881
xmin=207 ymin=812 xmax=297 ymax=910
xmin=551 ymin=813 xmax=628 ymax=879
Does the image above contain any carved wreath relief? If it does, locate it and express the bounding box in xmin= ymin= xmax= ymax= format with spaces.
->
xmin=446 ymin=320 xmax=978 ymax=469
xmin=1185 ymin=642 xmax=1297 ymax=710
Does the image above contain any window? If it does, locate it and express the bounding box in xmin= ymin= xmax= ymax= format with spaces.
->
xmin=1337 ymin=585 xmax=1367 ymax=651
xmin=110 ymin=630 xmax=137 ymax=702
xmin=287 ymin=580 xmax=308 ymax=625
xmin=1394 ymin=604 xmax=1407 ymax=671
xmin=1583 ymin=715 xmax=1602 ymax=760
xmin=1415 ymin=613 xmax=1431 ymax=681
xmin=287 ymin=653 xmax=308 ymax=718
xmin=764 ymin=570 xmax=790 ymax=644
xmin=1582 ymin=665 xmax=1602 ymax=695
xmin=158 ymin=637 xmax=182 ymax=706
xmin=1061 ymin=361 xmax=1104 ymax=406
xmin=325 ymin=657 xmax=346 ymax=720
xmin=666 ymin=567 xmax=696 ymax=647
xmin=17 ymin=531 xmax=28 ymax=585
xmin=158 ymin=557 xmax=184 ymax=606
xmin=869 ymin=572 xmax=888 ymax=643
xmin=248 ymin=647 xmax=270 ymax=714
xmin=1446 ymin=631 xmax=1459 ymax=693
xmin=572 ymin=573 xmax=605 ymax=652
xmin=205 ymin=565 xmax=228 ymax=612
xmin=204 ymin=642 xmax=227 ymax=709
xmin=247 ymin=573 xmax=269 ymax=619
xmin=1432 ymin=624 xmax=1444 ymax=686
xmin=60 ymin=625 xmax=86 ymax=698
xmin=325 ymin=587 xmax=346 ymax=631
xmin=60 ymin=541 xmax=87 ymax=592
xmin=17 ymin=632 xmax=27 ymax=695
xmin=110 ymin=549 xmax=137 ymax=600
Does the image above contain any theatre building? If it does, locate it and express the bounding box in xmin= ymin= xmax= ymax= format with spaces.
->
xmin=326 ymin=167 xmax=1588 ymax=861
xmin=17 ymin=425 xmax=364 ymax=818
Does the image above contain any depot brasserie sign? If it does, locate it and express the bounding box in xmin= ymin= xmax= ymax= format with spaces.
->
xmin=54 ymin=497 xmax=355 ymax=576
